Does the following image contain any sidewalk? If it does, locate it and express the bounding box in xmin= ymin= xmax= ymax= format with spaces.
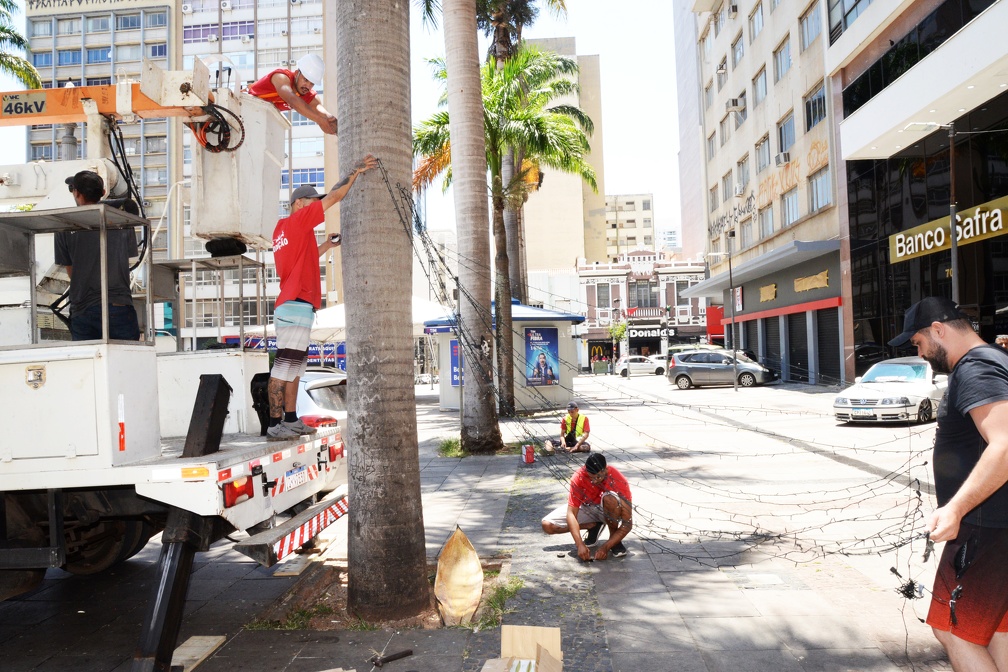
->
xmin=200 ymin=378 xmax=950 ymax=672
xmin=0 ymin=377 xmax=952 ymax=671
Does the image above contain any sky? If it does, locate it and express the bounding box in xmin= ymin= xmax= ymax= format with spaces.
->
xmin=0 ymin=1 xmax=682 ymax=234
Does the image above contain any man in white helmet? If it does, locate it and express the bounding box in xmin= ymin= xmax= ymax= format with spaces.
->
xmin=246 ymin=53 xmax=338 ymax=134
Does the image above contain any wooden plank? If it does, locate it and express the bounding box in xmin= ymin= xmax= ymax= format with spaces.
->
xmin=500 ymin=625 xmax=562 ymax=662
xmin=171 ymin=635 xmax=226 ymax=672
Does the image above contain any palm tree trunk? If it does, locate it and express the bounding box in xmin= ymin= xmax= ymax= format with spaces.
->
xmin=503 ymin=149 xmax=525 ymax=304
xmin=492 ymin=188 xmax=516 ymax=417
xmin=335 ymin=0 xmax=429 ymax=619
xmin=444 ymin=0 xmax=504 ymax=451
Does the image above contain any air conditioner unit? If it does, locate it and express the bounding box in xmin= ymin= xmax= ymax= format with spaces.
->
xmin=725 ymin=98 xmax=744 ymax=112
xmin=181 ymin=3 xmax=192 ymax=13
xmin=734 ymin=185 xmax=745 ymax=197
xmin=281 ymin=29 xmax=289 ymax=36
xmin=728 ymin=4 xmax=739 ymax=18
xmin=220 ymin=0 xmax=232 ymax=9
xmin=208 ymin=34 xmax=218 ymax=42
xmin=315 ymin=151 xmax=323 ymax=156
xmin=241 ymin=35 xmax=251 ymax=43
xmin=775 ymin=152 xmax=791 ymax=166
xmin=291 ymin=0 xmax=299 ymax=4
xmin=313 ymin=27 xmax=321 ymax=34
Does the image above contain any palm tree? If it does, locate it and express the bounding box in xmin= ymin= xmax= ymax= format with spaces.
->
xmin=334 ymin=0 xmax=429 ymax=620
xmin=419 ymin=0 xmax=505 ymax=453
xmin=0 ymin=0 xmax=41 ymax=89
xmin=478 ymin=0 xmax=568 ymax=304
xmin=414 ymin=45 xmax=596 ymax=414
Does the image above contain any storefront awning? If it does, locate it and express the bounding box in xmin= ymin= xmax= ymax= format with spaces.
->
xmin=682 ymin=240 xmax=840 ymax=300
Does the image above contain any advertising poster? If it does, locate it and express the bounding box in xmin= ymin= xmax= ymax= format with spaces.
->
xmin=450 ymin=339 xmax=465 ymax=387
xmin=525 ymin=327 xmax=559 ymax=386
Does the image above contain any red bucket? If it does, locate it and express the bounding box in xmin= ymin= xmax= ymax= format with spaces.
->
xmin=522 ymin=444 xmax=535 ymax=464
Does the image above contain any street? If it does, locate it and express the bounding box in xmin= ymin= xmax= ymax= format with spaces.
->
xmin=0 ymin=375 xmax=949 ymax=671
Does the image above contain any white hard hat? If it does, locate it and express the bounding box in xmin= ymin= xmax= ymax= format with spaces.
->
xmin=296 ymin=54 xmax=324 ymax=85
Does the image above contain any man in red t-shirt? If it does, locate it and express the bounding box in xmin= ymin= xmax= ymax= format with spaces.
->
xmin=246 ymin=53 xmax=337 ymax=135
xmin=541 ymin=454 xmax=633 ymax=561
xmin=266 ymin=154 xmax=378 ymax=442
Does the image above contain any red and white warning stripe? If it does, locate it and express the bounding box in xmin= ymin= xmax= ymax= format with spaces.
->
xmin=272 ymin=496 xmax=349 ymax=562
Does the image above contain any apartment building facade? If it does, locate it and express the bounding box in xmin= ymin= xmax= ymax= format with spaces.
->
xmin=605 ymin=193 xmax=656 ymax=259
xmin=684 ymin=0 xmax=847 ymax=385
xmin=827 ymin=0 xmax=1008 ymax=366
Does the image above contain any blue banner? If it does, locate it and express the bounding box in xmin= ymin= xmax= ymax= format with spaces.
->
xmin=450 ymin=339 xmax=464 ymax=387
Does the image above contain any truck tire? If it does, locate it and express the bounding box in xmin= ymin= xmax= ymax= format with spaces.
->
xmin=64 ymin=520 xmax=130 ymax=575
xmin=115 ymin=520 xmax=154 ymax=564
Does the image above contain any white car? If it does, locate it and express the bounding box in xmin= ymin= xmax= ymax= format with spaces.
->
xmin=297 ymin=368 xmax=348 ymax=428
xmin=834 ymin=356 xmax=947 ymax=424
xmin=615 ymin=355 xmax=666 ymax=376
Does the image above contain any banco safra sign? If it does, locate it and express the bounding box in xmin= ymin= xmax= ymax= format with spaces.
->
xmin=888 ymin=194 xmax=1007 ymax=263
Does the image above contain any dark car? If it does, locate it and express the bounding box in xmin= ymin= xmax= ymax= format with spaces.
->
xmin=666 ymin=350 xmax=778 ymax=389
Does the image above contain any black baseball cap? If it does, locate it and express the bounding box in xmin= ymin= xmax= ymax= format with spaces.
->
xmin=585 ymin=453 xmax=606 ymax=475
xmin=65 ymin=170 xmax=104 ymax=201
xmin=888 ymin=297 xmax=967 ymax=347
xmin=290 ymin=184 xmax=322 ymax=204
xmin=567 ymin=401 xmax=578 ymax=411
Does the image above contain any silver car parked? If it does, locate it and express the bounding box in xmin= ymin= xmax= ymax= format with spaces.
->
xmin=666 ymin=350 xmax=778 ymax=389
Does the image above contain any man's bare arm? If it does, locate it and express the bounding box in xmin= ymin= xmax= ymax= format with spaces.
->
xmin=270 ymin=73 xmax=336 ymax=135
xmin=320 ymin=155 xmax=378 ymax=210
xmin=928 ymin=399 xmax=1008 ymax=541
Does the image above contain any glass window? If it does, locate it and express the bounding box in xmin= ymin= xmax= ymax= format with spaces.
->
xmin=183 ymin=24 xmax=218 ymax=44
xmin=722 ymin=172 xmax=733 ymax=200
xmin=32 ymin=52 xmax=52 ymax=68
xmin=57 ymin=50 xmax=82 ymax=66
xmin=753 ymin=68 xmax=767 ymax=106
xmin=146 ymin=11 xmax=168 ymax=28
xmin=707 ymin=132 xmax=717 ymax=160
xmin=737 ymin=155 xmax=750 ymax=189
xmin=31 ymin=144 xmax=53 ymax=161
xmin=31 ymin=20 xmax=52 ymax=37
xmin=145 ymin=136 xmax=167 ymax=153
xmin=782 ymin=187 xmax=800 ymax=226
xmin=116 ymin=15 xmax=141 ymax=30
xmin=222 ymin=20 xmax=255 ymax=40
xmin=57 ymin=18 xmax=81 ymax=35
xmin=281 ymin=168 xmax=326 ymax=189
xmin=809 ymin=166 xmax=832 ymax=211
xmin=704 ymin=81 xmax=713 ymax=110
xmin=148 ymin=44 xmax=167 ymax=59
xmin=773 ymin=37 xmax=791 ymax=81
xmin=675 ymin=280 xmax=692 ymax=307
xmin=86 ymin=47 xmax=111 ymax=64
xmin=714 ymin=4 xmax=726 ymax=36
xmin=720 ymin=115 xmax=731 ymax=146
xmin=628 ymin=280 xmax=659 ymax=308
xmin=642 ymin=200 xmax=651 ymax=211
xmin=740 ymin=216 xmax=753 ymax=248
xmin=777 ymin=112 xmax=795 ymax=153
xmin=749 ymin=3 xmax=763 ymax=41
xmin=709 ymin=185 xmax=719 ymax=213
xmin=800 ymin=2 xmax=822 ymax=50
xmin=759 ymin=205 xmax=774 ymax=238
xmin=86 ymin=16 xmax=109 ymax=32
xmin=702 ymin=29 xmax=713 ymax=61
xmin=596 ymin=283 xmax=610 ymax=309
xmin=116 ymin=45 xmax=142 ymax=61
xmin=804 ymin=82 xmax=826 ymax=130
xmin=87 ymin=77 xmax=111 ymax=86
xmin=731 ymin=33 xmax=744 ymax=68
xmin=292 ymin=137 xmax=324 ymax=157
xmin=756 ymin=135 xmax=770 ymax=173
xmin=717 ymin=57 xmax=728 ymax=91
xmin=734 ymin=91 xmax=747 ymax=128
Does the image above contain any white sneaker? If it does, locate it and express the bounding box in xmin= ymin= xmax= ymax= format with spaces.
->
xmin=267 ymin=423 xmax=300 ymax=442
xmin=283 ymin=418 xmax=317 ymax=436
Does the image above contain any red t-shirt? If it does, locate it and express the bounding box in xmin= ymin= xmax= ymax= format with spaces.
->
xmin=273 ymin=200 xmax=324 ymax=309
xmin=567 ymin=465 xmax=631 ymax=509
xmin=246 ymin=68 xmax=317 ymax=111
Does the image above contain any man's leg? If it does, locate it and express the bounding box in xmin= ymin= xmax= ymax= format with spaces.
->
xmin=933 ymin=629 xmax=1000 ymax=672
xmin=284 ymin=376 xmax=300 ymax=414
xmin=268 ymin=377 xmax=286 ymax=420
xmin=988 ymin=631 xmax=1008 ymax=671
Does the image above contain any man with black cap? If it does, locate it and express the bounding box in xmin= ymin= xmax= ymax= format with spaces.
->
xmin=266 ymin=154 xmax=377 ymax=441
xmin=546 ymin=401 xmax=591 ymax=453
xmin=541 ymin=453 xmax=633 ymax=561
xmin=890 ymin=297 xmax=1008 ymax=669
xmin=55 ymin=170 xmax=140 ymax=341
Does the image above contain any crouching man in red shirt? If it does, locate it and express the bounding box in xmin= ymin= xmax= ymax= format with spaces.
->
xmin=541 ymin=454 xmax=633 ymax=561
